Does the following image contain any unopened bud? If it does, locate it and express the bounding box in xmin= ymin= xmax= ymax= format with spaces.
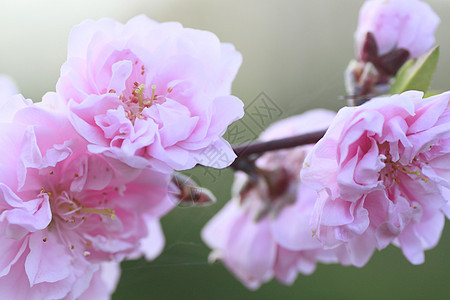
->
xmin=170 ymin=173 xmax=216 ymax=207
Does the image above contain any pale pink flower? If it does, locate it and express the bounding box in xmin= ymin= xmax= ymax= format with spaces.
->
xmin=202 ymin=110 xmax=339 ymax=289
xmin=56 ymin=15 xmax=244 ymax=172
xmin=355 ymin=0 xmax=439 ymax=59
xmin=302 ymin=91 xmax=450 ymax=265
xmin=0 ymin=93 xmax=172 ymax=299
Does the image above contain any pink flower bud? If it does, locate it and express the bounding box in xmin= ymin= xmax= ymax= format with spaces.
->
xmin=355 ymin=0 xmax=439 ymax=59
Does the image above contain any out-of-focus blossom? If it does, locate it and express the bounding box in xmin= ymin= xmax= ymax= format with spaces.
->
xmin=202 ymin=110 xmax=339 ymax=289
xmin=355 ymin=0 xmax=439 ymax=59
xmin=0 ymin=93 xmax=172 ymax=299
xmin=56 ymin=15 xmax=244 ymax=172
xmin=302 ymin=91 xmax=450 ymax=265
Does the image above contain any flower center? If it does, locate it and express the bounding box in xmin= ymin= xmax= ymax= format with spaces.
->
xmin=39 ymin=187 xmax=116 ymax=257
xmin=109 ymin=83 xmax=158 ymax=123
xmin=379 ymin=148 xmax=429 ymax=188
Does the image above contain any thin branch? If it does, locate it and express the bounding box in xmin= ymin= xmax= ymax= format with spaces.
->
xmin=232 ymin=129 xmax=326 ymax=158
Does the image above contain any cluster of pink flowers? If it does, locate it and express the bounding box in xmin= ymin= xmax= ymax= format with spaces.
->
xmin=201 ymin=0 xmax=448 ymax=291
xmin=203 ymin=90 xmax=450 ymax=289
xmin=0 ymin=15 xmax=243 ymax=299
xmin=0 ymin=0 xmax=448 ymax=297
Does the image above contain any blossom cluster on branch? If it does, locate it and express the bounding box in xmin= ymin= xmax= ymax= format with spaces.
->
xmin=0 ymin=0 xmax=448 ymax=298
xmin=0 ymin=16 xmax=243 ymax=299
xmin=203 ymin=0 xmax=448 ymax=290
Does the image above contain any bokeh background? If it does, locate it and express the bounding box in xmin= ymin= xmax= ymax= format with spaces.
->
xmin=0 ymin=0 xmax=449 ymax=299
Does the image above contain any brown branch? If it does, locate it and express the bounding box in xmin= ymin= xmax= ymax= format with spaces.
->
xmin=232 ymin=129 xmax=326 ymax=157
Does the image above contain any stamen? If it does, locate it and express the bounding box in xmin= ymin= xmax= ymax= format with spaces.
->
xmin=133 ymin=84 xmax=146 ymax=111
xmin=151 ymin=85 xmax=156 ymax=100
xmin=80 ymin=207 xmax=116 ymax=220
xmin=142 ymin=85 xmax=157 ymax=108
xmin=40 ymin=187 xmax=51 ymax=196
xmin=393 ymin=165 xmax=429 ymax=183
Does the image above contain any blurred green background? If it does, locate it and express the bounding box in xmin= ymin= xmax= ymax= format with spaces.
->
xmin=0 ymin=0 xmax=448 ymax=299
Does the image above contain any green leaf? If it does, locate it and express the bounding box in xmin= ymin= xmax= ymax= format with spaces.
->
xmin=390 ymin=46 xmax=439 ymax=95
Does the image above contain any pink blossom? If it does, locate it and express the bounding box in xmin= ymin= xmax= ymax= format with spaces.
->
xmin=202 ymin=110 xmax=339 ymax=289
xmin=0 ymin=93 xmax=173 ymax=299
xmin=56 ymin=15 xmax=244 ymax=172
xmin=301 ymin=91 xmax=450 ymax=265
xmin=355 ymin=0 xmax=439 ymax=59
